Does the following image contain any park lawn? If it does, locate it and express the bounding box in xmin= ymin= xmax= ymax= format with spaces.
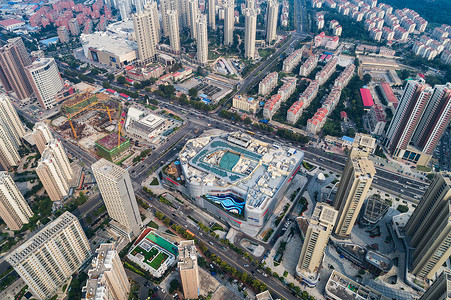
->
xmin=149 ymin=252 xmax=168 ymax=270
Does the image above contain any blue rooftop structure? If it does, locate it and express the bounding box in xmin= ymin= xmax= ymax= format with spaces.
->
xmin=341 ymin=136 xmax=354 ymax=143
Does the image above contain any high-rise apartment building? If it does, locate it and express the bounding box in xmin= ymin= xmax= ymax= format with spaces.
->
xmin=0 ymin=172 xmax=33 ymax=230
xmin=25 ymin=58 xmax=64 ymax=110
xmin=384 ymin=79 xmax=451 ymax=166
xmin=296 ymin=202 xmax=337 ymax=286
xmin=8 ymin=37 xmax=32 ymax=66
xmin=0 ymin=94 xmax=25 ymax=148
xmin=244 ymin=8 xmax=257 ymax=60
xmin=167 ymin=10 xmax=181 ymax=53
xmin=0 ymin=94 xmax=25 ymax=169
xmin=224 ymin=0 xmax=234 ymax=45
xmin=197 ymin=14 xmax=209 ymax=66
xmin=68 ymin=18 xmax=80 ymax=36
xmin=32 ymin=122 xmax=53 ymax=154
xmin=36 ymin=140 xmax=73 ymax=202
xmin=208 ymin=0 xmax=216 ymax=29
xmin=92 ymin=159 xmax=141 ymax=238
xmin=419 ymin=269 xmax=451 ymax=300
xmin=57 ymin=26 xmax=70 ymax=43
xmin=0 ymin=39 xmax=33 ymax=100
xmin=133 ymin=1 xmax=160 ymax=64
xmin=82 ymin=243 xmax=130 ymax=300
xmin=178 ymin=240 xmax=199 ymax=299
xmin=333 ymin=134 xmax=376 ymax=238
xmin=188 ymin=0 xmax=199 ymax=40
xmin=411 ymin=83 xmax=451 ymax=159
xmin=266 ymin=0 xmax=279 ymax=43
xmin=6 ymin=212 xmax=91 ymax=300
xmin=405 ymin=173 xmax=451 ymax=280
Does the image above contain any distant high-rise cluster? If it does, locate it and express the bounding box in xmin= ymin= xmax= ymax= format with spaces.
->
xmin=196 ymin=14 xmax=209 ymax=66
xmin=223 ymin=0 xmax=235 ymax=45
xmin=167 ymin=10 xmax=181 ymax=53
xmin=266 ymin=0 xmax=279 ymax=43
xmin=6 ymin=212 xmax=91 ymax=300
xmin=133 ymin=1 xmax=160 ymax=65
xmin=385 ymin=79 xmax=451 ymax=166
xmin=244 ymin=7 xmax=257 ymax=60
xmin=0 ymin=94 xmax=26 ymax=169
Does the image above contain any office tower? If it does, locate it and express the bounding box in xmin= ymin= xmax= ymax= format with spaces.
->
xmin=133 ymin=1 xmax=160 ymax=64
xmin=188 ymin=0 xmax=199 ymax=39
xmin=266 ymin=0 xmax=278 ymax=43
xmin=0 ymin=172 xmax=33 ymax=230
xmin=405 ymin=173 xmax=451 ymax=280
xmin=68 ymin=18 xmax=80 ymax=35
xmin=333 ymin=134 xmax=376 ymax=238
xmin=208 ymin=0 xmax=216 ymax=29
xmin=296 ymin=203 xmax=337 ymax=285
xmin=0 ymin=94 xmax=25 ymax=169
xmin=8 ymin=37 xmax=32 ymax=66
xmin=245 ymin=0 xmax=256 ymax=9
xmin=0 ymin=94 xmax=25 ymax=147
xmin=36 ymin=140 xmax=73 ymax=202
xmin=92 ymin=159 xmax=141 ymax=238
xmin=224 ymin=0 xmax=234 ymax=45
xmin=196 ymin=15 xmax=208 ymax=66
xmin=33 ymin=122 xmax=53 ymax=154
xmin=25 ymin=58 xmax=64 ymax=110
xmin=6 ymin=212 xmax=91 ymax=300
xmin=411 ymin=83 xmax=451 ymax=160
xmin=244 ymin=8 xmax=257 ymax=59
xmin=0 ymin=40 xmax=33 ymax=100
xmin=167 ymin=10 xmax=181 ymax=52
xmin=57 ymin=26 xmax=70 ymax=43
xmin=419 ymin=269 xmax=451 ymax=300
xmin=82 ymin=243 xmax=130 ymax=300
xmin=178 ymin=240 xmax=199 ymax=299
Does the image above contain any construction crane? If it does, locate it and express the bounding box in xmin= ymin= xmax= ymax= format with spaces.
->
xmin=297 ymin=40 xmax=314 ymax=56
xmin=117 ymin=102 xmax=126 ymax=147
xmin=66 ymin=104 xmax=114 ymax=139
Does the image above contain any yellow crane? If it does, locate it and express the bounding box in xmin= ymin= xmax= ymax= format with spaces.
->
xmin=66 ymin=104 xmax=114 ymax=139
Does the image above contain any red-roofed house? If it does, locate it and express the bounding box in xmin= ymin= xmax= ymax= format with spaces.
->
xmin=379 ymin=83 xmax=398 ymax=109
xmin=360 ymin=88 xmax=374 ymax=109
xmin=340 ymin=111 xmax=348 ymax=121
xmin=0 ymin=19 xmax=25 ymax=30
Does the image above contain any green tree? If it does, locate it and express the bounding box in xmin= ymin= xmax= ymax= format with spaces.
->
xmin=188 ymin=88 xmax=198 ymax=98
xmin=107 ymin=74 xmax=115 ymax=81
xmin=133 ymin=82 xmax=142 ymax=89
xmin=117 ymin=76 xmax=126 ymax=84
xmin=102 ymin=81 xmax=111 ymax=89
xmin=363 ymin=74 xmax=372 ymax=85
xmin=244 ymin=117 xmax=252 ymax=124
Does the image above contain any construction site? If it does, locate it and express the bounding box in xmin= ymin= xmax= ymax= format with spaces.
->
xmin=51 ymin=91 xmax=129 ymax=161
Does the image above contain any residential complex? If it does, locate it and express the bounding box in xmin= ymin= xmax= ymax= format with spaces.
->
xmin=263 ymin=77 xmax=297 ymax=120
xmin=25 ymin=58 xmax=64 ymax=110
xmin=282 ymin=48 xmax=303 ymax=73
xmin=286 ymin=80 xmax=320 ymax=125
xmin=188 ymin=0 xmax=199 ymax=40
xmin=258 ymin=72 xmax=278 ymax=96
xmin=306 ymin=86 xmax=341 ymax=134
xmin=299 ymin=54 xmax=318 ymax=77
xmin=385 ymin=79 xmax=451 ymax=166
xmin=178 ymin=240 xmax=199 ymax=299
xmin=36 ymin=139 xmax=74 ymax=202
xmin=296 ymin=202 xmax=337 ymax=286
xmin=82 ymin=243 xmax=130 ymax=300
xmin=315 ymin=57 xmax=338 ymax=85
xmin=405 ymin=173 xmax=451 ymax=280
xmin=179 ymin=132 xmax=303 ymax=236
xmin=92 ymin=158 xmax=142 ymax=239
xmin=418 ymin=270 xmax=451 ymax=300
xmin=6 ymin=212 xmax=91 ymax=300
xmin=208 ymin=0 xmax=216 ymax=29
xmin=0 ymin=172 xmax=33 ymax=230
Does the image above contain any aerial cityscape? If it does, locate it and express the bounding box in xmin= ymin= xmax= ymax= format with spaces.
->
xmin=0 ymin=0 xmax=448 ymax=299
